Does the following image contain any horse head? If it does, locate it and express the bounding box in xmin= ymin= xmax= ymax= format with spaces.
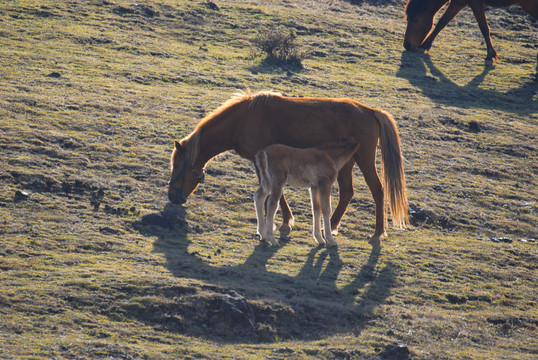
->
xmin=403 ymin=0 xmax=445 ymax=51
xmin=168 ymin=140 xmax=204 ymax=205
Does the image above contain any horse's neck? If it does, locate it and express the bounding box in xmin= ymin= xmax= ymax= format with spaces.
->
xmin=196 ymin=119 xmax=236 ymax=168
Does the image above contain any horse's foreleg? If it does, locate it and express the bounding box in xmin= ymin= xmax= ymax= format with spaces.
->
xmin=310 ymin=187 xmax=326 ymax=246
xmin=330 ymin=160 xmax=354 ymax=234
xmin=356 ymin=153 xmax=386 ymax=246
xmin=420 ymin=1 xmax=465 ymax=52
xmin=468 ymin=0 xmax=497 ymax=64
xmin=278 ymin=194 xmax=294 ymax=238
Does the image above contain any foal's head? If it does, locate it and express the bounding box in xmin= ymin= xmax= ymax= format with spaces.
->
xmin=168 ymin=140 xmax=204 ymax=205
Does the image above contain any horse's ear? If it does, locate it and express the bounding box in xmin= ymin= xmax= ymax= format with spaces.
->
xmin=174 ymin=140 xmax=183 ymax=152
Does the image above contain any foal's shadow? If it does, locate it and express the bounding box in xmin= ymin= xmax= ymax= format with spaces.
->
xmin=396 ymin=51 xmax=537 ymax=115
xmin=135 ymin=204 xmax=396 ymax=342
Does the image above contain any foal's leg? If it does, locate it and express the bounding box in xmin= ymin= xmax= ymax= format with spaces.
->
xmin=278 ymin=194 xmax=294 ymax=238
xmin=264 ymin=186 xmax=282 ymax=246
xmin=330 ymin=160 xmax=354 ymax=234
xmin=254 ymin=186 xmax=269 ymax=240
xmin=319 ymin=183 xmax=338 ymax=247
xmin=355 ymin=151 xmax=386 ymax=246
xmin=310 ymin=187 xmax=326 ymax=246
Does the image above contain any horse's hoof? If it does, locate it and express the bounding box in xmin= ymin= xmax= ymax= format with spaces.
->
xmin=484 ymin=59 xmax=496 ymax=67
xmin=278 ymin=224 xmax=292 ymax=238
xmin=368 ymin=236 xmax=381 ymax=247
xmin=368 ymin=231 xmax=386 ymax=247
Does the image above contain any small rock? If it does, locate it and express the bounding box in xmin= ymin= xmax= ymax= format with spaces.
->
xmin=379 ymin=344 xmax=410 ymax=360
xmin=14 ymin=190 xmax=30 ymax=202
xmin=468 ymin=121 xmax=482 ymax=132
xmin=490 ymin=237 xmax=512 ymax=243
xmin=273 ymin=347 xmax=294 ymax=354
xmin=140 ymin=213 xmax=170 ymax=227
xmin=205 ymin=1 xmax=220 ymax=10
xmin=218 ymin=292 xmax=255 ymax=329
xmin=47 ymin=72 xmax=61 ymax=78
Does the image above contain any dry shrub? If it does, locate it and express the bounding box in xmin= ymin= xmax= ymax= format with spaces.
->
xmin=252 ymin=29 xmax=306 ymax=67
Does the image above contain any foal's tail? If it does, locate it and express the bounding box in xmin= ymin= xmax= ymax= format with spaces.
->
xmin=373 ymin=110 xmax=409 ymax=228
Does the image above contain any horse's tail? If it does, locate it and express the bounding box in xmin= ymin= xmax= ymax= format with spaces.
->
xmin=373 ymin=109 xmax=409 ymax=228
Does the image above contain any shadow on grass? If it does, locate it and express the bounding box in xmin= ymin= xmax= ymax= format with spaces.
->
xmin=396 ymin=51 xmax=537 ymax=115
xmin=133 ymin=203 xmax=397 ymax=343
xmin=248 ymin=56 xmax=305 ymax=76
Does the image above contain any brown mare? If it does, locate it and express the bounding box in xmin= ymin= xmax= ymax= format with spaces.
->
xmin=254 ymin=141 xmax=360 ymax=247
xmin=169 ymin=91 xmax=409 ymax=245
xmin=404 ymin=0 xmax=538 ymax=64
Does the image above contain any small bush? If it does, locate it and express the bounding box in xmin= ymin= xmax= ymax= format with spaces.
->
xmin=252 ymin=29 xmax=306 ymax=67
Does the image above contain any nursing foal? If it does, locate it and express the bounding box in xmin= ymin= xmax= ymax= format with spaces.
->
xmin=254 ymin=141 xmax=360 ymax=247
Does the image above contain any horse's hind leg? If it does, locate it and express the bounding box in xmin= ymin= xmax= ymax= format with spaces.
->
xmin=310 ymin=187 xmax=326 ymax=246
xmin=330 ymin=160 xmax=354 ymax=234
xmin=320 ymin=183 xmax=338 ymax=247
xmin=355 ymin=151 xmax=386 ymax=246
xmin=278 ymin=194 xmax=294 ymax=238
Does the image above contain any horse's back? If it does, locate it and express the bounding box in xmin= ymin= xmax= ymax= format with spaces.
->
xmin=236 ymin=96 xmax=380 ymax=158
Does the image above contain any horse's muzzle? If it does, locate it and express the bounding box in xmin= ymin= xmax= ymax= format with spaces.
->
xmin=404 ymin=41 xmax=415 ymax=51
xmin=168 ymin=190 xmax=186 ymax=205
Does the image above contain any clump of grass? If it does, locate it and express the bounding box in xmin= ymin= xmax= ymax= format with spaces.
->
xmin=252 ymin=29 xmax=307 ymax=67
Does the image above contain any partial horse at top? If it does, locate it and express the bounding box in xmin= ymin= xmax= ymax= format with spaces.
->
xmin=403 ymin=0 xmax=538 ymax=65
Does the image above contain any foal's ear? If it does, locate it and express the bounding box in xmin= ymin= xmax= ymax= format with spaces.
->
xmin=174 ymin=140 xmax=183 ymax=152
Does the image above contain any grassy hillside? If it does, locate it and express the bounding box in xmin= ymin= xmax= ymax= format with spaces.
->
xmin=1 ymin=0 xmax=536 ymax=359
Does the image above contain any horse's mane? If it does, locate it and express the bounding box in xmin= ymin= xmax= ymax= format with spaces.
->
xmin=404 ymin=0 xmax=424 ymax=18
xmin=175 ymin=90 xmax=283 ymax=168
xmin=194 ymin=90 xmax=282 ymax=131
xmin=405 ymin=0 xmax=448 ymax=19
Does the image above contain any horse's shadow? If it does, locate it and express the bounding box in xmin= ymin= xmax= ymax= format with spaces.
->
xmin=396 ymin=51 xmax=537 ymax=115
xmin=134 ymin=204 xmax=397 ymax=343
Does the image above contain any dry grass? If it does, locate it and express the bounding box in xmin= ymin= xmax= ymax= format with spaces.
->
xmin=0 ymin=0 xmax=536 ymax=359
